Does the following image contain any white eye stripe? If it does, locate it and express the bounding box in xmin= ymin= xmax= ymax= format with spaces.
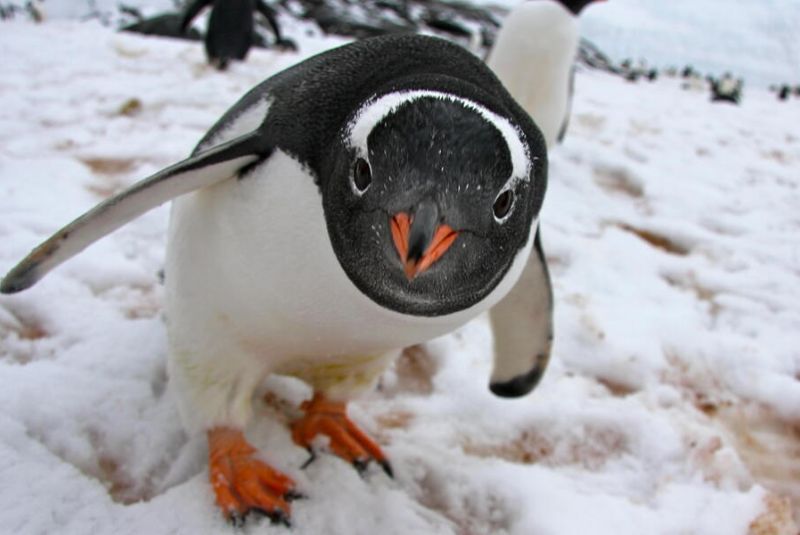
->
xmin=346 ymin=90 xmax=532 ymax=188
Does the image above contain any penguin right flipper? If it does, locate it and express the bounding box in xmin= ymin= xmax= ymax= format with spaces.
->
xmin=556 ymin=67 xmax=576 ymax=144
xmin=180 ymin=0 xmax=213 ymax=32
xmin=0 ymin=130 xmax=269 ymax=294
xmin=487 ymin=228 xmax=554 ymax=397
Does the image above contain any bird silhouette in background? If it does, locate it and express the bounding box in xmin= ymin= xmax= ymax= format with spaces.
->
xmin=181 ymin=0 xmax=296 ymax=70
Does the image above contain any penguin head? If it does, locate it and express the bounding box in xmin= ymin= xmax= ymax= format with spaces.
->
xmin=322 ymin=91 xmax=545 ymax=317
xmin=554 ymin=0 xmax=606 ymax=16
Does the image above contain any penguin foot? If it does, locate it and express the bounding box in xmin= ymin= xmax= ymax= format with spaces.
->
xmin=291 ymin=393 xmax=392 ymax=477
xmin=207 ymin=427 xmax=297 ymax=524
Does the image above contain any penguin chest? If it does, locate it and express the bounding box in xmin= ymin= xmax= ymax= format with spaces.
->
xmin=165 ymin=150 xmax=470 ymax=363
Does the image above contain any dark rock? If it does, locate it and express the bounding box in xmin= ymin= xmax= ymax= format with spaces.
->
xmin=121 ymin=12 xmax=202 ymax=40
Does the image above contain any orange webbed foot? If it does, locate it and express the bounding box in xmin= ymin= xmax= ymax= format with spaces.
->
xmin=208 ymin=427 xmax=300 ymax=525
xmin=291 ymin=393 xmax=393 ymax=477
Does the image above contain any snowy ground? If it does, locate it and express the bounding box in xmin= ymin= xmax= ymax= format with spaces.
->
xmin=1 ymin=19 xmax=799 ymax=535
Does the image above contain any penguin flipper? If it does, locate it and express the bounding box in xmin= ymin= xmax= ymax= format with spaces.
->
xmin=0 ymin=131 xmax=268 ymax=294
xmin=556 ymin=67 xmax=576 ymax=145
xmin=487 ymin=228 xmax=554 ymax=397
xmin=180 ymin=0 xmax=213 ymax=32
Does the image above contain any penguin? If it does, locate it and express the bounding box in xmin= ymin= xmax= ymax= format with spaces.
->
xmin=181 ymin=0 xmax=292 ymax=70
xmin=486 ymin=0 xmax=606 ymax=148
xmin=711 ymin=73 xmax=742 ymax=105
xmin=0 ymin=35 xmax=552 ymax=524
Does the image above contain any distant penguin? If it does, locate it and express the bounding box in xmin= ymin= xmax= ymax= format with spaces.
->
xmin=711 ymin=73 xmax=742 ymax=104
xmin=778 ymin=84 xmax=791 ymax=101
xmin=181 ymin=0 xmax=292 ymax=70
xmin=1 ymin=35 xmax=552 ymax=525
xmin=486 ymin=0 xmax=606 ymax=148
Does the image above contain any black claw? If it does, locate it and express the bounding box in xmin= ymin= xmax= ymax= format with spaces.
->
xmin=379 ymin=460 xmax=394 ymax=479
xmin=270 ymin=510 xmax=292 ymax=528
xmin=252 ymin=508 xmax=292 ymax=528
xmin=227 ymin=512 xmax=247 ymax=528
xmin=352 ymin=458 xmax=369 ymax=475
xmin=284 ymin=489 xmax=307 ymax=502
xmin=300 ymin=448 xmax=316 ymax=470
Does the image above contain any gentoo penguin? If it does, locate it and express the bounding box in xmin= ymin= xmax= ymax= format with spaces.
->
xmin=711 ymin=73 xmax=742 ymax=105
xmin=1 ymin=35 xmax=552 ymax=524
xmin=181 ymin=0 xmax=291 ymax=70
xmin=486 ymin=0 xmax=605 ymax=148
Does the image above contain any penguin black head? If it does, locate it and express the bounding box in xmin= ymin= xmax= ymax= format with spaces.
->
xmin=322 ymin=91 xmax=544 ymax=317
xmin=554 ymin=0 xmax=607 ymax=16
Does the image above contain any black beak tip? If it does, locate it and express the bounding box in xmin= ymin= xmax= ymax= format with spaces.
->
xmin=406 ymin=200 xmax=439 ymax=263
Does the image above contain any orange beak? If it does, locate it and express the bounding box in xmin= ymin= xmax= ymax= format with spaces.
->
xmin=390 ymin=212 xmax=459 ymax=280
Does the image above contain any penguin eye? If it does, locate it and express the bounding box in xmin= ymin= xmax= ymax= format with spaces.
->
xmin=352 ymin=158 xmax=372 ymax=194
xmin=493 ymin=190 xmax=515 ymax=222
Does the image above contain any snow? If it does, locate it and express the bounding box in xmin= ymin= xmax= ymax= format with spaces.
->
xmin=1 ymin=13 xmax=799 ymax=535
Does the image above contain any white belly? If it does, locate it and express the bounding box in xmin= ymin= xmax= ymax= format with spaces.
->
xmin=165 ymin=150 xmax=502 ymax=364
xmin=162 ymin=110 xmax=533 ymax=432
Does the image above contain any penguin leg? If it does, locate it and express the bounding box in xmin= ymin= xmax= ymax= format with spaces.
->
xmin=291 ymin=393 xmax=393 ymax=478
xmin=207 ymin=427 xmax=299 ymax=525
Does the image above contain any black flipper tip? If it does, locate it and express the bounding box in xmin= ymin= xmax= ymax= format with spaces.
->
xmin=489 ymin=361 xmax=546 ymax=398
xmin=0 ymin=268 xmax=38 ymax=294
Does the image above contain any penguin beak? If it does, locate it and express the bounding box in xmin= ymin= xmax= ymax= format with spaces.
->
xmin=390 ymin=202 xmax=458 ymax=280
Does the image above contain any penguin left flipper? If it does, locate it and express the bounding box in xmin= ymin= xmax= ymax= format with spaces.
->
xmin=0 ymin=130 xmax=269 ymax=294
xmin=488 ymin=228 xmax=554 ymax=397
